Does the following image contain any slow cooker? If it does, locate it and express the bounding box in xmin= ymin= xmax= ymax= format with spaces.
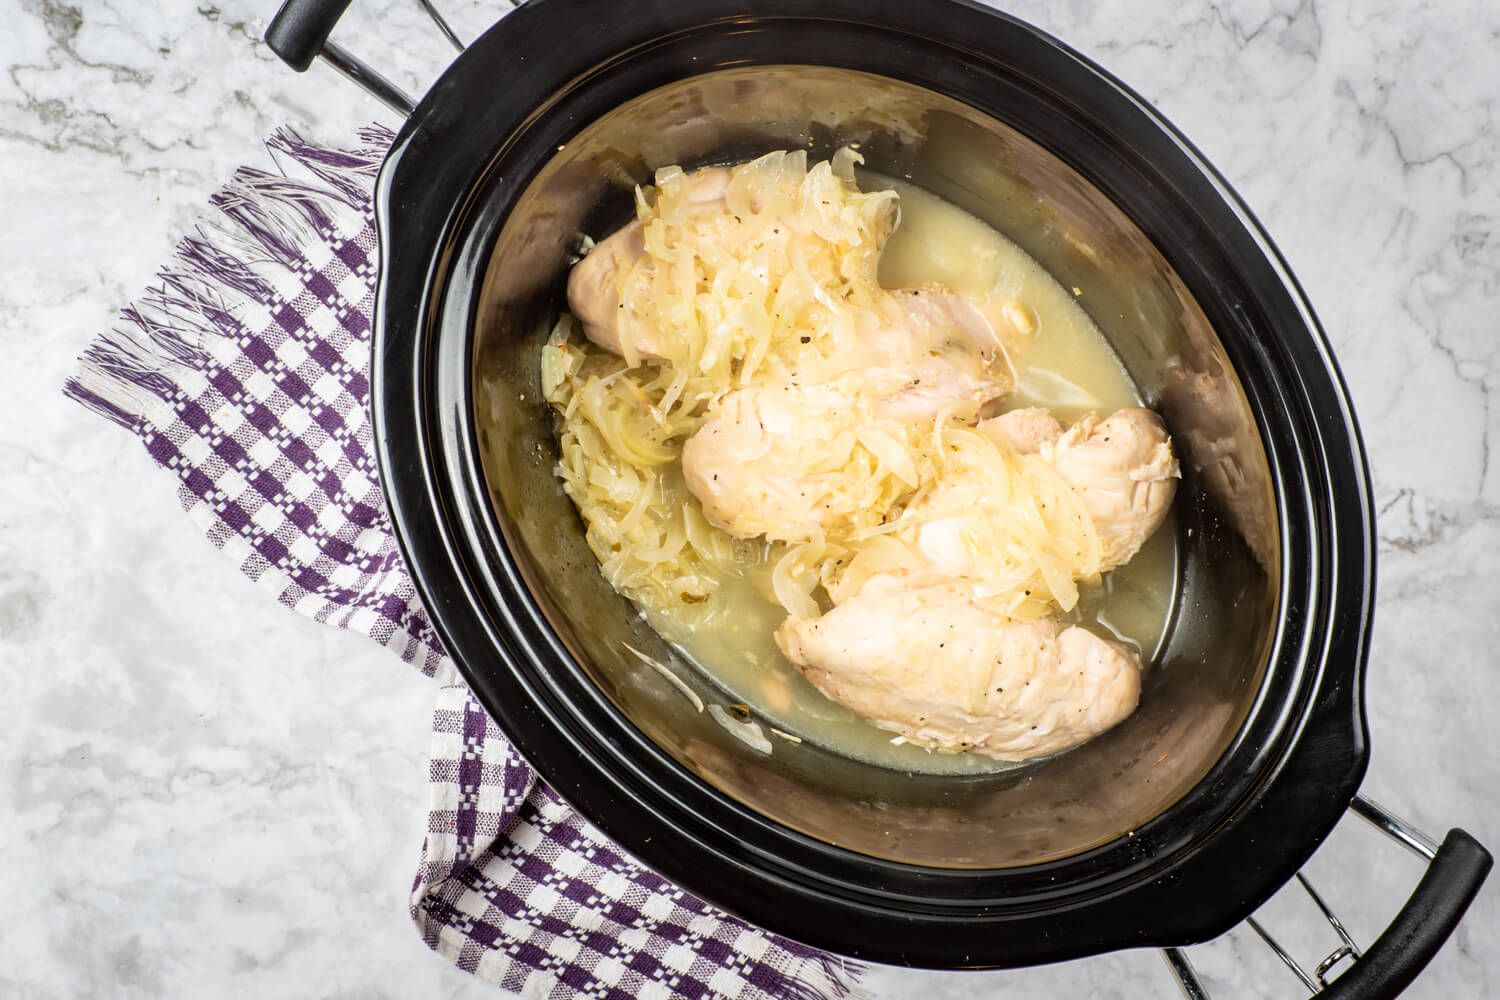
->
xmin=266 ymin=1 xmax=1490 ymax=993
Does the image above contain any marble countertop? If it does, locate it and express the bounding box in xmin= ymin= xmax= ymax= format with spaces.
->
xmin=2 ymin=0 xmax=1495 ymax=996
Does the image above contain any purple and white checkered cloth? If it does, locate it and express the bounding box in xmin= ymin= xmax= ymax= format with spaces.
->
xmin=65 ymin=125 xmax=865 ymax=1000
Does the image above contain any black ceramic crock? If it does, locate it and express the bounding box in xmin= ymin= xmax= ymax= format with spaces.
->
xmin=266 ymin=0 xmax=1489 ymax=990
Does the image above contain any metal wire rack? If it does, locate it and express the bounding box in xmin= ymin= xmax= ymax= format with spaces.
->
xmin=1162 ymin=797 xmax=1448 ymax=997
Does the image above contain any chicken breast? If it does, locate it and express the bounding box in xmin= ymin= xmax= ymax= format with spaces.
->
xmin=680 ymin=289 xmax=1023 ymax=542
xmin=775 ymin=576 xmax=1141 ymax=761
xmin=567 ymin=167 xmax=1019 ymax=409
xmin=566 ymin=221 xmax=653 ymax=359
xmin=982 ymin=405 xmax=1063 ymax=454
xmin=857 ymin=288 xmax=1018 ymax=422
xmin=866 ymin=406 xmax=1176 ymax=598
xmin=682 ymin=382 xmax=893 ymax=542
xmin=565 ymin=167 xmax=733 ymax=361
xmin=982 ymin=406 xmax=1179 ymax=570
xmin=681 ymin=284 xmax=1027 ymax=542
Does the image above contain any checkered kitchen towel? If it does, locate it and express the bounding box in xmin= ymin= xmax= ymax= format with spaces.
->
xmin=64 ymin=125 xmax=865 ymax=1000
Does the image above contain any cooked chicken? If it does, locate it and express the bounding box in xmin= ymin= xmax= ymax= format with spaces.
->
xmin=847 ymin=405 xmax=1177 ymax=607
xmin=982 ymin=405 xmax=1063 ymax=454
xmin=775 ymin=576 xmax=1141 ymax=760
xmin=558 ymin=152 xmax=1180 ymax=766
xmin=982 ymin=406 xmax=1179 ymax=571
xmin=566 ymin=221 xmax=652 ymax=359
xmin=565 ymin=167 xmax=733 ymax=361
xmin=858 ymin=288 xmax=1018 ymax=422
xmin=681 ymin=288 xmax=1024 ymax=542
xmin=566 ymin=166 xmax=1022 ymax=411
xmin=682 ymin=382 xmax=899 ymax=543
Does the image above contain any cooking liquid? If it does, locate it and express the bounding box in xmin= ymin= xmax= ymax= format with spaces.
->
xmin=639 ymin=176 xmax=1178 ymax=774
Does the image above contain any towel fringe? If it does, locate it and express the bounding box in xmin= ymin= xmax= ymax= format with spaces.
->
xmin=63 ymin=128 xmax=389 ymax=430
xmin=268 ymin=124 xmax=393 ymax=206
xmin=772 ymin=954 xmax=869 ymax=1000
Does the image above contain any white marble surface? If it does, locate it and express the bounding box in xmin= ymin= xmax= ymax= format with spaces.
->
xmin=2 ymin=0 xmax=1495 ymax=996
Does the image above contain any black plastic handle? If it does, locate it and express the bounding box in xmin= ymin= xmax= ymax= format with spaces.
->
xmin=1319 ymin=829 xmax=1491 ymax=999
xmin=263 ymin=0 xmax=417 ymax=116
xmin=266 ymin=0 xmax=355 ymax=72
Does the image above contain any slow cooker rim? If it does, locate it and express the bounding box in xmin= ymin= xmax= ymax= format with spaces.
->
xmin=370 ymin=0 xmax=1374 ymax=966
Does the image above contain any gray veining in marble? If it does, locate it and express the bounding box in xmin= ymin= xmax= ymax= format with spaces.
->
xmin=1 ymin=0 xmax=1495 ymax=997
